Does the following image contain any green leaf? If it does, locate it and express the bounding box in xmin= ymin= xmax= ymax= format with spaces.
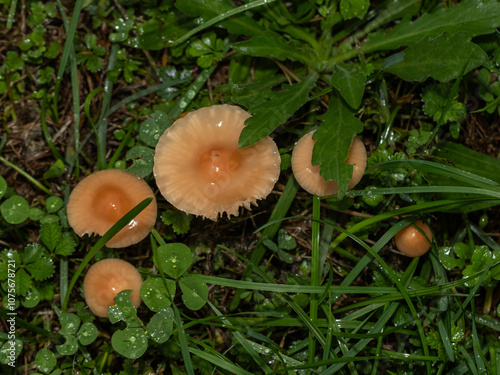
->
xmin=111 ymin=327 xmax=148 ymax=359
xmin=77 ymin=322 xmax=98 ymax=346
xmin=21 ymin=285 xmax=40 ymax=308
xmin=140 ymin=277 xmax=176 ymax=312
xmin=175 ymin=0 xmax=265 ymax=37
xmin=126 ymin=145 xmax=155 ymax=178
xmin=0 ymin=176 xmax=6 ymax=199
xmin=108 ymin=290 xmax=142 ymax=328
xmin=56 ymin=335 xmax=78 ymax=356
xmin=362 ymin=0 xmax=500 ymax=53
xmin=35 ymin=348 xmax=56 ymax=374
xmin=233 ymin=32 xmax=313 ymax=64
xmin=156 ymin=243 xmax=192 ymax=279
xmin=220 ymin=75 xmax=287 ymax=109
xmin=330 ymin=63 xmax=366 ymax=109
xmin=312 ymin=92 xmax=364 ymax=197
xmin=139 ymin=111 xmax=170 ymax=148
xmin=0 ymin=195 xmax=29 ymax=224
xmin=54 ymin=233 xmax=77 ymax=256
xmin=239 ymin=71 xmax=319 ymax=148
xmin=384 ymin=32 xmax=487 ymax=82
xmin=6 ymin=267 xmax=30 ymax=294
xmin=434 ymin=142 xmax=500 ymax=185
xmin=59 ymin=312 xmax=81 ymax=336
xmin=40 ymin=222 xmax=62 ymax=252
xmin=421 ymin=82 xmax=466 ymax=123
xmin=23 ymin=243 xmax=43 ymax=264
xmin=146 ymin=307 xmax=174 ymax=344
xmin=462 ymin=245 xmax=492 ymax=287
xmin=438 ymin=245 xmax=467 ymax=271
xmin=161 ymin=210 xmax=192 ymax=235
xmin=29 ymin=207 xmax=45 ymax=221
xmin=43 ymin=159 xmax=65 ymax=180
xmin=277 ymin=228 xmax=297 ymax=250
xmin=179 ymin=275 xmax=209 ymax=311
xmin=26 ymin=257 xmax=55 ymax=281
xmin=340 ymin=0 xmax=370 ymax=20
xmin=0 ymin=339 xmax=22 ymax=365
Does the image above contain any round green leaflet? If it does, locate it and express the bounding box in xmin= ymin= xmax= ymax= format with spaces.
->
xmin=146 ymin=307 xmax=174 ymax=344
xmin=140 ymin=277 xmax=176 ymax=312
xmin=0 ymin=339 xmax=22 ymax=365
xmin=179 ymin=275 xmax=209 ymax=311
xmin=156 ymin=243 xmax=192 ymax=279
xmin=112 ymin=327 xmax=148 ymax=359
xmin=0 ymin=195 xmax=29 ymax=224
xmin=59 ymin=312 xmax=80 ymax=336
xmin=56 ymin=335 xmax=78 ymax=356
xmin=46 ymin=196 xmax=64 ymax=213
xmin=35 ymin=348 xmax=56 ymax=374
xmin=28 ymin=207 xmax=45 ymax=221
xmin=78 ymin=322 xmax=98 ymax=346
xmin=0 ymin=176 xmax=6 ymax=199
xmin=22 ymin=285 xmax=40 ymax=308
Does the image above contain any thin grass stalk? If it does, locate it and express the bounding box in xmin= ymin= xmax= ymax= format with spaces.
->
xmin=0 ymin=156 xmax=52 ymax=195
xmin=172 ymin=0 xmax=278 ymax=47
xmin=96 ymin=44 xmax=119 ymax=170
xmin=308 ymin=195 xmax=321 ymax=364
xmin=55 ymin=0 xmax=84 ymax=123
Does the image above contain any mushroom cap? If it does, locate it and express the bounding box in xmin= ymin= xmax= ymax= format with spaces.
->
xmin=83 ymin=258 xmax=143 ymax=317
xmin=394 ymin=220 xmax=433 ymax=257
xmin=67 ymin=169 xmax=157 ymax=248
xmin=291 ymin=131 xmax=367 ymax=196
xmin=153 ymin=104 xmax=281 ymax=220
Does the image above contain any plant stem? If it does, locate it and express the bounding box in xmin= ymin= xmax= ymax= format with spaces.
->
xmin=308 ymin=195 xmax=321 ymax=364
xmin=0 ymin=156 xmax=52 ymax=195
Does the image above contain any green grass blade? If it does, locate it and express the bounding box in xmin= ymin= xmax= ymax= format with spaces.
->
xmin=172 ymin=304 xmax=194 ymax=375
xmin=207 ymin=301 xmax=273 ymax=373
xmin=172 ymin=0 xmax=277 ymax=47
xmin=188 ymin=348 xmax=254 ymax=375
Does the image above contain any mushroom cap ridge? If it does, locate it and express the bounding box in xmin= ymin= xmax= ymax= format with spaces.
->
xmin=291 ymin=131 xmax=367 ymax=196
xmin=83 ymin=258 xmax=143 ymax=318
xmin=67 ymin=169 xmax=157 ymax=248
xmin=153 ymin=104 xmax=281 ymax=220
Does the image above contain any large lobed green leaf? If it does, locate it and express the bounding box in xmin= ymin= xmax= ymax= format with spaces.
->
xmin=362 ymin=0 xmax=500 ymax=53
xmin=312 ymin=93 xmax=364 ymax=197
xmin=384 ymin=32 xmax=487 ymax=82
xmin=232 ymin=32 xmax=315 ymax=65
xmin=239 ymin=71 xmax=319 ymax=147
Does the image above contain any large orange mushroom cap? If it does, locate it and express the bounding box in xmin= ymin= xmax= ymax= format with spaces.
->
xmin=83 ymin=258 xmax=143 ymax=318
xmin=153 ymin=105 xmax=281 ymax=220
xmin=67 ymin=169 xmax=157 ymax=248
xmin=291 ymin=131 xmax=367 ymax=196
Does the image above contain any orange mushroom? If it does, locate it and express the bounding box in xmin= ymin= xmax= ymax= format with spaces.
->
xmin=394 ymin=220 xmax=433 ymax=257
xmin=291 ymin=131 xmax=367 ymax=196
xmin=83 ymin=258 xmax=143 ymax=317
xmin=153 ymin=105 xmax=281 ymax=220
xmin=67 ymin=169 xmax=157 ymax=248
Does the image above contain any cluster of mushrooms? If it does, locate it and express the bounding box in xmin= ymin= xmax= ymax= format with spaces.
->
xmin=66 ymin=104 xmax=432 ymax=318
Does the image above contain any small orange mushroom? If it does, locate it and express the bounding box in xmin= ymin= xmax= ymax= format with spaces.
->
xmin=153 ymin=104 xmax=281 ymax=220
xmin=394 ymin=220 xmax=433 ymax=257
xmin=67 ymin=169 xmax=157 ymax=248
xmin=83 ymin=258 xmax=143 ymax=317
xmin=291 ymin=131 xmax=367 ymax=196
